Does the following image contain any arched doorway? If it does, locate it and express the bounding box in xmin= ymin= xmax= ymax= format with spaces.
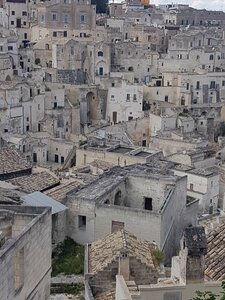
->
xmin=114 ymin=191 xmax=122 ymax=205
xmin=5 ymin=75 xmax=11 ymax=81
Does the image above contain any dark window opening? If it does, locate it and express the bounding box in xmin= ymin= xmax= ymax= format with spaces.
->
xmin=78 ymin=215 xmax=86 ymax=229
xmin=144 ymin=197 xmax=152 ymax=210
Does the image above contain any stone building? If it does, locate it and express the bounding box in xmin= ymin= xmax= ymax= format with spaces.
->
xmin=0 ymin=205 xmax=52 ymax=300
xmin=106 ymin=80 xmax=144 ymax=123
xmin=115 ymin=226 xmax=222 ymax=300
xmin=35 ymin=0 xmax=96 ymax=40
xmin=76 ymin=144 xmax=163 ymax=168
xmin=65 ymin=163 xmax=195 ymax=262
xmin=85 ymin=229 xmax=159 ymax=299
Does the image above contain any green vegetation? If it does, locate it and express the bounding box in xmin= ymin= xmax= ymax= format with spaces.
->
xmin=52 ymin=237 xmax=84 ymax=277
xmin=192 ymin=281 xmax=225 ymax=300
xmin=152 ymin=249 xmax=164 ymax=265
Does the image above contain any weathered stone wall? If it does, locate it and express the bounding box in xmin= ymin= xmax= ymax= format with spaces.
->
xmin=0 ymin=206 xmax=52 ymax=300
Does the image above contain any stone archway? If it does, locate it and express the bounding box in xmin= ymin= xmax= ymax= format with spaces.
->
xmin=5 ymin=75 xmax=11 ymax=81
xmin=114 ymin=190 xmax=122 ymax=206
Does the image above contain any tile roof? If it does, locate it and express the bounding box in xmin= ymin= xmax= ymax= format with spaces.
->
xmin=0 ymin=147 xmax=31 ymax=176
xmin=44 ymin=180 xmax=82 ymax=201
xmin=6 ymin=172 xmax=60 ymax=193
xmin=95 ymin=289 xmax=115 ymax=300
xmin=88 ymin=230 xmax=158 ymax=274
xmin=205 ymin=221 xmax=225 ymax=281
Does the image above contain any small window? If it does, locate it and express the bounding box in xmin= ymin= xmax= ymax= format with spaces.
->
xmin=98 ymin=51 xmax=103 ymax=57
xmin=133 ymin=94 xmax=137 ymax=101
xmin=165 ymin=95 xmax=169 ymax=102
xmin=80 ymin=15 xmax=85 ymax=23
xmin=38 ymin=104 xmax=40 ymax=110
xmin=78 ymin=215 xmax=86 ymax=229
xmin=196 ymin=81 xmax=200 ymax=89
xmin=144 ymin=197 xmax=152 ymax=211
xmin=12 ymin=11 xmax=15 ymax=15
xmin=8 ymin=46 xmax=13 ymax=51
xmin=53 ymin=31 xmax=57 ymax=37
xmin=111 ymin=95 xmax=115 ymax=101
xmin=24 ymin=33 xmax=27 ymax=39
xmin=63 ymin=31 xmax=67 ymax=37
xmin=190 ymin=183 xmax=194 ymax=191
xmin=126 ymin=94 xmax=130 ymax=101
xmin=112 ymin=83 xmax=115 ymax=87
xmin=52 ymin=13 xmax=57 ymax=21
xmin=209 ymin=54 xmax=214 ymax=61
xmin=222 ymin=81 xmax=225 ymax=87
xmin=11 ymin=21 xmax=14 ymax=25
xmin=22 ymin=11 xmax=27 ymax=16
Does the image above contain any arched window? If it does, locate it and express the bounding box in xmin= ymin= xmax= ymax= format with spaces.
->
xmin=128 ymin=66 xmax=133 ymax=71
xmin=114 ymin=191 xmax=121 ymax=205
xmin=104 ymin=199 xmax=110 ymax=204
xmin=45 ymin=44 xmax=49 ymax=50
xmin=98 ymin=51 xmax=103 ymax=57
xmin=209 ymin=54 xmax=214 ymax=61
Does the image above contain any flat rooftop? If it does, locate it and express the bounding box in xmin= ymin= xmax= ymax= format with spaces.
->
xmin=134 ymin=151 xmax=152 ymax=158
xmin=109 ymin=146 xmax=134 ymax=154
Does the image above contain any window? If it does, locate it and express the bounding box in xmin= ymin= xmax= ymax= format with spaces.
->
xmin=24 ymin=33 xmax=27 ymax=39
xmin=126 ymin=94 xmax=130 ymax=101
xmin=52 ymin=13 xmax=57 ymax=21
xmin=111 ymin=95 xmax=115 ymax=101
xmin=53 ymin=31 xmax=57 ymax=37
xmin=14 ymin=248 xmax=24 ymax=292
xmin=144 ymin=197 xmax=152 ymax=211
xmin=111 ymin=220 xmax=124 ymax=233
xmin=40 ymin=15 xmax=45 ymax=23
xmin=186 ymin=83 xmax=189 ymax=90
xmin=78 ymin=215 xmax=86 ymax=229
xmin=99 ymin=67 xmax=103 ymax=76
xmin=165 ymin=95 xmax=169 ymax=102
xmin=8 ymin=46 xmax=13 ymax=51
xmin=209 ymin=54 xmax=214 ymax=61
xmin=71 ymin=46 xmax=74 ymax=55
xmin=54 ymin=102 xmax=57 ymax=108
xmin=63 ymin=31 xmax=67 ymax=37
xmin=61 ymin=156 xmax=64 ymax=164
xmin=12 ymin=11 xmax=15 ymax=15
xmin=22 ymin=11 xmax=27 ymax=16
xmin=222 ymin=81 xmax=225 ymax=87
xmin=210 ymin=81 xmax=215 ymax=89
xmin=11 ymin=21 xmax=14 ymax=25
xmin=64 ymin=14 xmax=68 ymax=24
xmin=98 ymin=51 xmax=103 ymax=57
xmin=26 ymin=117 xmax=29 ymax=122
xmin=23 ymin=21 xmax=26 ymax=26
xmin=26 ymin=125 xmax=29 ymax=131
xmin=190 ymin=183 xmax=194 ymax=191
xmin=112 ymin=83 xmax=115 ymax=87
xmin=196 ymin=81 xmax=200 ymax=90
xmin=80 ymin=15 xmax=85 ymax=23
xmin=133 ymin=94 xmax=137 ymax=101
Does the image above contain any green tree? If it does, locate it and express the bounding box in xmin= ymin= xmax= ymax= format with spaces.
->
xmin=192 ymin=281 xmax=225 ymax=300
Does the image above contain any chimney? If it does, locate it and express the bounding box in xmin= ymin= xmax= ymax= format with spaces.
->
xmin=119 ymin=250 xmax=130 ymax=281
xmin=181 ymin=227 xmax=207 ymax=284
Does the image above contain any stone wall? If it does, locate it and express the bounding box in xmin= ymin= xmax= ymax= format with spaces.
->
xmin=0 ymin=206 xmax=52 ymax=300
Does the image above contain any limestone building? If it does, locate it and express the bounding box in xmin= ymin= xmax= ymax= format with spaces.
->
xmin=0 ymin=205 xmax=52 ymax=300
xmin=65 ymin=163 xmax=196 ymax=262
